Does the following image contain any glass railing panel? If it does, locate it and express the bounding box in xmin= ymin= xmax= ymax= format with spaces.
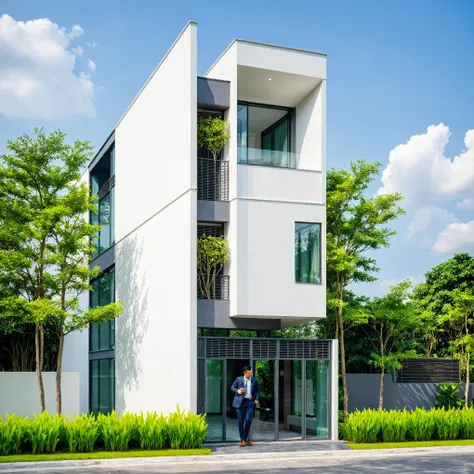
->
xmin=238 ymin=147 xmax=297 ymax=169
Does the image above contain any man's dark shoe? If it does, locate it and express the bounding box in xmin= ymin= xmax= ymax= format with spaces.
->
xmin=246 ymin=440 xmax=255 ymax=446
xmin=239 ymin=441 xmax=246 ymax=447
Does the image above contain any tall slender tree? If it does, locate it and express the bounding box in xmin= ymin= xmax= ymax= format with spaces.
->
xmin=326 ymin=160 xmax=404 ymax=419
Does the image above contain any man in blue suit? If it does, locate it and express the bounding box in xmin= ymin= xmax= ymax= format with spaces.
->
xmin=230 ymin=365 xmax=261 ymax=447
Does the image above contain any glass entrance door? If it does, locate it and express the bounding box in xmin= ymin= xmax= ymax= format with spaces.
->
xmin=252 ymin=360 xmax=276 ymax=441
xmin=278 ymin=360 xmax=303 ymax=440
xmin=226 ymin=359 xmax=249 ymax=442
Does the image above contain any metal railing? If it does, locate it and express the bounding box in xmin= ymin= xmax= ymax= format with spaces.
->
xmin=197 ymin=158 xmax=229 ymax=201
xmin=197 ymin=274 xmax=229 ymax=300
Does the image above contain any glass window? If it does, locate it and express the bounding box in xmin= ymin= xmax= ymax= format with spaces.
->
xmin=90 ymin=271 xmax=115 ymax=352
xmin=295 ymin=223 xmax=321 ymax=284
xmin=99 ymin=194 xmax=111 ymax=254
xmin=305 ymin=360 xmax=329 ymax=438
xmin=90 ymin=358 xmax=115 ymax=415
xmin=237 ymin=103 xmax=294 ymax=168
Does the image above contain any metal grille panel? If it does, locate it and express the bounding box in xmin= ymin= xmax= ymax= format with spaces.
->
xmin=396 ymin=358 xmax=460 ymax=383
xmin=198 ymin=337 xmax=330 ymax=361
xmin=197 ymin=274 xmax=229 ymax=300
xmin=197 ymin=224 xmax=224 ymax=238
xmin=252 ymin=340 xmax=278 ymax=359
xmin=198 ymin=158 xmax=229 ymax=201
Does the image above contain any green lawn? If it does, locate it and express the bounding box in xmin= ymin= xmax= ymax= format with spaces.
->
xmin=349 ymin=440 xmax=474 ymax=450
xmin=0 ymin=448 xmax=211 ymax=463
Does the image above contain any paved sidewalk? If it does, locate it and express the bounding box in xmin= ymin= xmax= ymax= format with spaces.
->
xmin=3 ymin=444 xmax=474 ymax=473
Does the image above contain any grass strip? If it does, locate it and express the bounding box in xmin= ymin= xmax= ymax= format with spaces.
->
xmin=349 ymin=440 xmax=474 ymax=450
xmin=0 ymin=448 xmax=211 ymax=463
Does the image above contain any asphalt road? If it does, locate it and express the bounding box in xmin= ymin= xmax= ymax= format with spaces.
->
xmin=10 ymin=452 xmax=474 ymax=474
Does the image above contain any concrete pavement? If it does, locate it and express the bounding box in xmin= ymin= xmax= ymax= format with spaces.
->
xmin=3 ymin=445 xmax=474 ymax=473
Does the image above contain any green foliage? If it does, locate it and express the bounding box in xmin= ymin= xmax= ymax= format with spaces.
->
xmin=435 ymin=383 xmax=464 ymax=410
xmin=0 ymin=409 xmax=208 ymax=456
xmin=28 ymin=412 xmax=64 ymax=454
xmin=197 ymin=235 xmax=230 ymax=299
xmin=379 ymin=410 xmax=408 ymax=442
xmin=197 ymin=117 xmax=230 ymax=160
xmin=64 ymin=414 xmax=99 ymax=453
xmin=167 ymin=408 xmax=207 ymax=450
xmin=0 ymin=414 xmax=28 ymax=455
xmin=344 ymin=408 xmax=474 ymax=443
xmin=97 ymin=412 xmax=135 ymax=451
xmin=135 ymin=412 xmax=167 ymax=450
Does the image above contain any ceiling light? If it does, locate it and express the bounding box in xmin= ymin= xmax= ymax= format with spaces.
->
xmin=268 ymin=78 xmax=272 ymax=81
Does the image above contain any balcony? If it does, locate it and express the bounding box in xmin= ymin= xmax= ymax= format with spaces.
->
xmin=197 ymin=158 xmax=229 ymax=201
xmin=197 ymin=274 xmax=230 ymax=328
xmin=197 ymin=158 xmax=230 ymax=222
xmin=238 ymin=147 xmax=297 ymax=169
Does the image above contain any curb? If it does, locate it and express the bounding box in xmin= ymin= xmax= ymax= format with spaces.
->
xmin=2 ymin=445 xmax=474 ymax=471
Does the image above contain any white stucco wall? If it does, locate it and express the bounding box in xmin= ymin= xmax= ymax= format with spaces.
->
xmin=234 ymin=199 xmax=325 ymax=322
xmin=0 ymin=372 xmax=79 ymax=417
xmin=114 ymin=22 xmax=197 ymax=415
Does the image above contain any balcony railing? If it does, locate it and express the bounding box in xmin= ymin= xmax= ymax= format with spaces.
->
xmin=238 ymin=147 xmax=297 ymax=169
xmin=197 ymin=274 xmax=229 ymax=300
xmin=197 ymin=158 xmax=229 ymax=201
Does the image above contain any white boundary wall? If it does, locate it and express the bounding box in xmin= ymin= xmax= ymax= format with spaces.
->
xmin=0 ymin=372 xmax=79 ymax=417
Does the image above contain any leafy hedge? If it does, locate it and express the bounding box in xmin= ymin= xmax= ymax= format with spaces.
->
xmin=345 ymin=408 xmax=474 ymax=443
xmin=0 ymin=408 xmax=207 ymax=456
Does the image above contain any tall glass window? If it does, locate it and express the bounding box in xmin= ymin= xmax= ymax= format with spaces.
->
xmin=90 ymin=270 xmax=115 ymax=352
xmin=90 ymin=358 xmax=115 ymax=415
xmin=305 ymin=360 xmax=329 ymax=438
xmin=237 ymin=103 xmax=294 ymax=168
xmin=295 ymin=223 xmax=321 ymax=284
xmin=90 ymin=145 xmax=115 ymax=259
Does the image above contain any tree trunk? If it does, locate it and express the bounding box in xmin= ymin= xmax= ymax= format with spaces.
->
xmin=56 ymin=332 xmax=64 ymax=415
xmin=465 ymin=353 xmax=470 ymax=408
xmin=379 ymin=325 xmax=384 ymax=411
xmin=35 ymin=323 xmax=46 ymax=413
xmin=337 ymin=302 xmax=348 ymax=420
xmin=334 ymin=307 xmax=339 ymax=340
xmin=379 ymin=367 xmax=385 ymax=411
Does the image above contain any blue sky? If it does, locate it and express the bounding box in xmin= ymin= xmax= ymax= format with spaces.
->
xmin=1 ymin=0 xmax=473 ymax=296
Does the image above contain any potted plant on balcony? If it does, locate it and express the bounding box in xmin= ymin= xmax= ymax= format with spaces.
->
xmin=197 ymin=117 xmax=230 ymax=161
xmin=197 ymin=234 xmax=230 ymax=299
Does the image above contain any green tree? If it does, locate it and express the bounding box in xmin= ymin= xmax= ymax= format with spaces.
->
xmin=197 ymin=117 xmax=230 ymax=161
xmin=48 ymin=192 xmax=123 ymax=414
xmin=364 ymin=280 xmax=419 ymax=410
xmin=442 ymin=289 xmax=474 ymax=407
xmin=414 ymin=253 xmax=474 ymax=356
xmin=326 ymin=160 xmax=405 ymax=419
xmin=0 ymin=129 xmax=122 ymax=413
xmin=197 ymin=235 xmax=230 ymax=299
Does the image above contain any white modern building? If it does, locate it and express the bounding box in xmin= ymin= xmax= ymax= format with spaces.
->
xmin=63 ymin=21 xmax=338 ymax=442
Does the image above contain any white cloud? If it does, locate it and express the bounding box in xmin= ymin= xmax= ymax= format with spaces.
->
xmin=379 ymin=124 xmax=474 ymax=206
xmin=70 ymin=24 xmax=84 ymax=38
xmin=434 ymin=221 xmax=474 ymax=253
xmin=87 ymin=58 xmax=96 ymax=72
xmin=457 ymin=198 xmax=474 ymax=210
xmin=406 ymin=205 xmax=458 ymax=239
xmin=0 ymin=14 xmax=96 ymax=118
xmin=72 ymin=45 xmax=83 ymax=56
xmin=86 ymin=41 xmax=98 ymax=48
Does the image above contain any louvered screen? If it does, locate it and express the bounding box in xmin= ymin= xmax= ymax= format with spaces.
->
xmin=252 ymin=340 xmax=278 ymax=359
xmin=396 ymin=358 xmax=460 ymax=383
xmin=198 ymin=337 xmax=330 ymax=361
xmin=197 ymin=223 xmax=224 ymax=238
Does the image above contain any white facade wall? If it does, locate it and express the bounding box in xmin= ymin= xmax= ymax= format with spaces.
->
xmin=114 ymin=22 xmax=197 ymax=415
xmin=0 ymin=372 xmax=79 ymax=417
